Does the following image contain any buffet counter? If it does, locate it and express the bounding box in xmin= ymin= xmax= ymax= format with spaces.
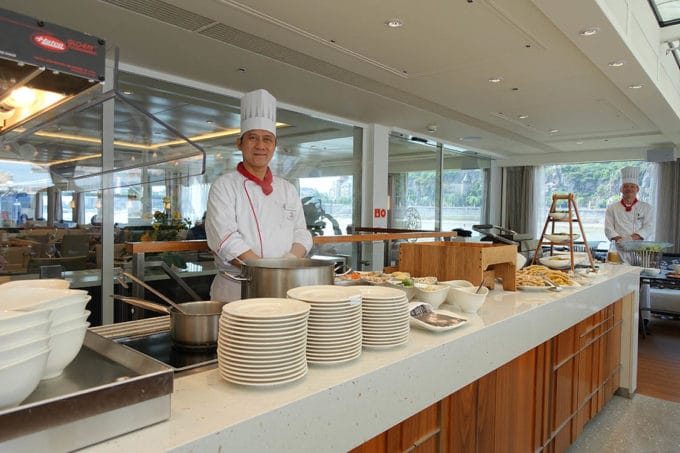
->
xmin=76 ymin=264 xmax=638 ymax=452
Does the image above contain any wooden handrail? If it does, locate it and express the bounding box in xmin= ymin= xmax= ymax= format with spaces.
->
xmin=126 ymin=240 xmax=210 ymax=254
xmin=125 ymin=231 xmax=457 ymax=253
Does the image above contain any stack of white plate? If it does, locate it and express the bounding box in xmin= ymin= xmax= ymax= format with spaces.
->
xmin=218 ymin=298 xmax=310 ymax=387
xmin=354 ymin=285 xmax=410 ymax=349
xmin=287 ymin=285 xmax=362 ymax=365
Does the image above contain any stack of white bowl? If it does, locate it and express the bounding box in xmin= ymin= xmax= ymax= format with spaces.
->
xmin=287 ymin=285 xmax=363 ymax=365
xmin=0 ymin=283 xmax=91 ymax=381
xmin=354 ymin=285 xmax=410 ymax=349
xmin=218 ymin=298 xmax=310 ymax=386
xmin=0 ymin=309 xmax=51 ymax=409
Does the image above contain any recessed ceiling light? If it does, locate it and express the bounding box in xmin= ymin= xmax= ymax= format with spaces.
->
xmin=488 ymin=77 xmax=503 ymax=83
xmin=608 ymin=60 xmax=625 ymax=67
xmin=460 ymin=136 xmax=482 ymax=142
xmin=576 ymin=141 xmax=584 ymax=145
xmin=206 ymin=120 xmax=214 ymax=124
xmin=518 ymin=114 xmax=528 ymax=119
xmin=549 ymin=129 xmax=559 ymax=134
xmin=579 ymin=27 xmax=600 ymax=36
xmin=122 ymin=89 xmax=133 ymax=95
xmin=385 ymin=18 xmax=403 ymax=28
xmin=628 ymin=84 xmax=644 ymax=89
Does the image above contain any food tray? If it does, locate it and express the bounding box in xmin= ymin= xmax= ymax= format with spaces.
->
xmin=616 ymin=241 xmax=672 ymax=268
xmin=0 ymin=331 xmax=173 ymax=451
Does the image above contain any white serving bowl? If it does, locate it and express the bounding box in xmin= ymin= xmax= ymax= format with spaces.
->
xmin=414 ymin=283 xmax=450 ymax=309
xmin=447 ymin=286 xmax=489 ymax=313
xmin=50 ymin=310 xmax=90 ymax=332
xmin=0 ymin=348 xmax=50 ymax=409
xmin=641 ymin=268 xmax=661 ymax=276
xmin=548 ymin=212 xmax=570 ymax=220
xmin=42 ymin=322 xmax=89 ymax=380
xmin=440 ymin=280 xmax=474 ymax=304
xmin=544 ymin=233 xmax=580 ymax=243
xmin=0 ymin=288 xmax=89 ymax=312
xmin=0 ymin=334 xmax=50 ymax=367
xmin=381 ymin=279 xmax=416 ymax=300
xmin=0 ymin=319 xmax=51 ymax=349
xmin=0 ymin=309 xmax=51 ymax=334
xmin=0 ymin=279 xmax=70 ymax=290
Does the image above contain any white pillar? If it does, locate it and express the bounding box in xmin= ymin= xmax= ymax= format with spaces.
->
xmin=362 ymin=124 xmax=389 ymax=270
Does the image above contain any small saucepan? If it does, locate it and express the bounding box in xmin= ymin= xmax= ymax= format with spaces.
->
xmin=114 ymin=296 xmax=226 ymax=347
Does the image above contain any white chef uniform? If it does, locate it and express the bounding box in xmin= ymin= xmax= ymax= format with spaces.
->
xmin=604 ymin=201 xmax=654 ymax=241
xmin=205 ymin=171 xmax=312 ymax=302
xmin=604 ymin=166 xmax=654 ymax=241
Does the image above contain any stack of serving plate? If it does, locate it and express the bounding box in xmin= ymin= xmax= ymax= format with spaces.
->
xmin=354 ymin=285 xmax=410 ymax=349
xmin=287 ymin=285 xmax=363 ymax=365
xmin=218 ymin=298 xmax=310 ymax=387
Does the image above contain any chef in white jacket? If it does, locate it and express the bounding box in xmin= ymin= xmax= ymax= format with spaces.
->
xmin=205 ymin=89 xmax=313 ymax=302
xmin=604 ymin=166 xmax=654 ymax=242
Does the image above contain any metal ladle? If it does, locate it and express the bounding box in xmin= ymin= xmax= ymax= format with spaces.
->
xmin=115 ymin=270 xmax=190 ymax=314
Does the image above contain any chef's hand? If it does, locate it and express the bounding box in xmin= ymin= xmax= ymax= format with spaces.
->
xmin=631 ymin=234 xmax=643 ymax=240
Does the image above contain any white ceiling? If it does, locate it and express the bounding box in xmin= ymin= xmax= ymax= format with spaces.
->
xmin=2 ymin=0 xmax=680 ymax=164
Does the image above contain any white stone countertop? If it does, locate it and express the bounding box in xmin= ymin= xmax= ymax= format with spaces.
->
xmin=80 ymin=264 xmax=640 ymax=453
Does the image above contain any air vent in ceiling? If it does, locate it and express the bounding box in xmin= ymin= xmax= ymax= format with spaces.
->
xmin=101 ymin=0 xmax=216 ymax=31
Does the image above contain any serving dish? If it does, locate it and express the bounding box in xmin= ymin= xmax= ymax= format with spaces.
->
xmin=544 ymin=233 xmax=580 ymax=243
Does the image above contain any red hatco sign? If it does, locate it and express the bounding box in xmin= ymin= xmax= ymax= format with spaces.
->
xmin=31 ymin=34 xmax=67 ymax=53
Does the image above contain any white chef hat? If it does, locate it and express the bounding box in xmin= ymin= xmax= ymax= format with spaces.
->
xmin=240 ymin=89 xmax=276 ymax=137
xmin=620 ymin=166 xmax=639 ymax=186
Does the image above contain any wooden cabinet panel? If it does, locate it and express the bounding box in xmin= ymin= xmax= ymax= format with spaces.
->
xmin=386 ymin=403 xmax=440 ymax=453
xmin=479 ymin=348 xmax=539 ymax=453
xmin=441 ymin=382 xmax=476 ymax=453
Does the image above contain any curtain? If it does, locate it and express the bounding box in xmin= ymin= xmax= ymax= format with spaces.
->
xmin=654 ymin=160 xmax=680 ymax=253
xmin=504 ymin=166 xmax=537 ymax=237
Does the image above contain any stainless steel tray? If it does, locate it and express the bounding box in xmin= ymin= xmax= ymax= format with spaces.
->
xmin=0 ymin=330 xmax=173 ymax=451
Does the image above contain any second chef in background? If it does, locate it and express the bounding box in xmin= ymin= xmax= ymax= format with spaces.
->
xmin=206 ymin=89 xmax=313 ymax=302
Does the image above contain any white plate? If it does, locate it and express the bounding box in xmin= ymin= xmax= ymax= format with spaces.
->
xmin=409 ymin=311 xmax=468 ymax=332
xmin=307 ymin=353 xmax=362 ymax=365
xmin=220 ymin=360 xmax=307 ymax=379
xmin=218 ymin=349 xmax=305 ymax=365
xmin=287 ymin=285 xmax=362 ymax=304
xmin=221 ymin=356 xmax=306 ymax=374
xmin=219 ymin=366 xmax=308 ymax=387
xmin=219 ymin=355 xmax=307 ymax=370
xmin=223 ymin=298 xmax=310 ymax=320
xmin=362 ymin=338 xmax=409 ymax=349
xmin=517 ymin=285 xmax=551 ymax=292
xmin=353 ymin=285 xmax=407 ymax=300
xmin=221 ymin=314 xmax=308 ymax=328
xmin=544 ymin=233 xmax=580 ymax=243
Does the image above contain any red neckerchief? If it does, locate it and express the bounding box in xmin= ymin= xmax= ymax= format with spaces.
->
xmin=237 ymin=162 xmax=273 ymax=195
xmin=620 ymin=198 xmax=638 ymax=212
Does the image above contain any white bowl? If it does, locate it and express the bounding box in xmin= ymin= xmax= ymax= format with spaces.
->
xmin=381 ymin=279 xmax=416 ymax=300
xmin=548 ymin=212 xmax=570 ymax=220
xmin=0 ymin=334 xmax=50 ymax=367
xmin=414 ymin=283 xmax=450 ymax=309
xmin=545 ymin=233 xmax=580 ymax=243
xmin=440 ymin=280 xmax=474 ymax=304
xmin=0 ymin=279 xmax=70 ymax=290
xmin=447 ymin=286 xmax=489 ymax=313
xmin=539 ymin=255 xmax=586 ymax=269
xmin=0 ymin=288 xmax=89 ymax=312
xmin=641 ymin=268 xmax=661 ymax=276
xmin=0 ymin=309 xmax=51 ymax=334
xmin=0 ymin=319 xmax=51 ymax=349
xmin=50 ymin=310 xmax=91 ymax=332
xmin=0 ymin=348 xmax=50 ymax=409
xmin=42 ymin=322 xmax=89 ymax=380
xmin=673 ymin=264 xmax=680 ymax=274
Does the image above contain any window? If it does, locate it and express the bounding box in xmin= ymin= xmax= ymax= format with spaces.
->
xmin=538 ymin=161 xmax=656 ymax=244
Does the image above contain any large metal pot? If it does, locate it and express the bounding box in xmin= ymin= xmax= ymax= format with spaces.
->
xmin=114 ymin=296 xmax=226 ymax=347
xmin=224 ymin=258 xmax=338 ymax=299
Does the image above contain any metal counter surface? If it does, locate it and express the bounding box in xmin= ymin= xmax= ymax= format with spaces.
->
xmin=78 ymin=264 xmax=639 ymax=453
